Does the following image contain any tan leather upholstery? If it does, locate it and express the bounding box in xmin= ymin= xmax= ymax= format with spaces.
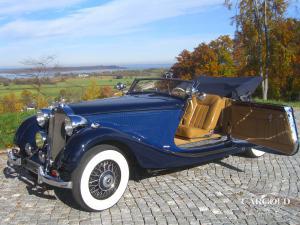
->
xmin=176 ymin=94 xmax=225 ymax=139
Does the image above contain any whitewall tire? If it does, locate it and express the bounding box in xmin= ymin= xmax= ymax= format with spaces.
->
xmin=72 ymin=145 xmax=129 ymax=211
xmin=243 ymin=147 xmax=266 ymax=158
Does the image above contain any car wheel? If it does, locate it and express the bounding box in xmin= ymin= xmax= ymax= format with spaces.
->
xmin=72 ymin=145 xmax=129 ymax=211
xmin=243 ymin=147 xmax=266 ymax=158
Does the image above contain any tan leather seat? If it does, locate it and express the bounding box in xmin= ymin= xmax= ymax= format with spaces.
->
xmin=176 ymin=94 xmax=225 ymax=139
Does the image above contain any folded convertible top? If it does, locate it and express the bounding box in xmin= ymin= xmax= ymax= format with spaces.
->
xmin=195 ymin=76 xmax=263 ymax=100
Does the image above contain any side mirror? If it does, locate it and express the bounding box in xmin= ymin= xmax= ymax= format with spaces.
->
xmin=115 ymin=82 xmax=126 ymax=91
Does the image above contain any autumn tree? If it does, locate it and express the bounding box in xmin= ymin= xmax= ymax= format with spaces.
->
xmin=82 ymin=80 xmax=101 ymax=100
xmin=100 ymin=86 xmax=113 ymax=98
xmin=20 ymin=90 xmax=33 ymax=106
xmin=225 ymin=0 xmax=291 ymax=99
xmin=268 ymin=18 xmax=300 ymax=100
xmin=1 ymin=93 xmax=23 ymax=112
xmin=35 ymin=95 xmax=48 ymax=109
xmin=171 ymin=50 xmax=194 ymax=80
xmin=207 ymin=35 xmax=236 ymax=76
xmin=171 ymin=35 xmax=236 ymax=79
xmin=21 ymin=55 xmax=59 ymax=104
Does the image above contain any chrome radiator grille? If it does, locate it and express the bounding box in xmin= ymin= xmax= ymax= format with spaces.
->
xmin=48 ymin=111 xmax=66 ymax=160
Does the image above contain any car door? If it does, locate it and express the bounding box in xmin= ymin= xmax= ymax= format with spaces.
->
xmin=228 ymin=102 xmax=299 ymax=155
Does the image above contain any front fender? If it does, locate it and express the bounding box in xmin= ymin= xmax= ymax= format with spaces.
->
xmin=61 ymin=127 xmax=142 ymax=172
xmin=14 ymin=115 xmax=41 ymax=150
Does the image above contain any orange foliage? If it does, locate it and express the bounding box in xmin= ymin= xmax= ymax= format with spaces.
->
xmin=171 ymin=35 xmax=236 ymax=80
xmin=82 ymin=80 xmax=113 ymax=100
xmin=172 ymin=18 xmax=300 ymax=101
xmin=0 ymin=93 xmax=24 ymax=113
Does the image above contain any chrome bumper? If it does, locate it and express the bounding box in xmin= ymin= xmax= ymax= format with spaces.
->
xmin=7 ymin=149 xmax=72 ymax=189
xmin=37 ymin=166 xmax=72 ymax=189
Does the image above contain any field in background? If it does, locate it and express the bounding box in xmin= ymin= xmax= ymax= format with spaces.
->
xmin=1 ymin=76 xmax=136 ymax=98
xmin=0 ymin=111 xmax=35 ymax=149
xmin=0 ymin=68 xmax=166 ymax=98
xmin=0 ymin=69 xmax=166 ymax=148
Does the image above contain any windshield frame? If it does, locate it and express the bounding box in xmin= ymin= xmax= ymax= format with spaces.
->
xmin=127 ymin=78 xmax=195 ymax=99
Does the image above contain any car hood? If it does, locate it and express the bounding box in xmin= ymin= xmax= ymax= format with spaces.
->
xmin=68 ymin=94 xmax=184 ymax=116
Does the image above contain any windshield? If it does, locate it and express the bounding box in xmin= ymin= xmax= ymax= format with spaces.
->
xmin=128 ymin=78 xmax=193 ymax=99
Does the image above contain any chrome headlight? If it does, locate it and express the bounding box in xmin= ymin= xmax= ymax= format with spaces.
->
xmin=64 ymin=115 xmax=88 ymax=136
xmin=36 ymin=109 xmax=51 ymax=127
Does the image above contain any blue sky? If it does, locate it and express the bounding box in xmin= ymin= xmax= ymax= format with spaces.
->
xmin=0 ymin=0 xmax=299 ymax=67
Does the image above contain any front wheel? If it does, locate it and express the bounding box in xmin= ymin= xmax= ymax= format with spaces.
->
xmin=72 ymin=145 xmax=129 ymax=211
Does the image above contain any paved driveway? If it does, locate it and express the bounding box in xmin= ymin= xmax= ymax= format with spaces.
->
xmin=0 ymin=109 xmax=299 ymax=225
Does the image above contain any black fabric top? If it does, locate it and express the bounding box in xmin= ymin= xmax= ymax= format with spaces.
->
xmin=194 ymin=76 xmax=262 ymax=100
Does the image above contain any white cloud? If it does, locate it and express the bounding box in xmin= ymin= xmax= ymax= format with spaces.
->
xmin=0 ymin=0 xmax=85 ymax=16
xmin=0 ymin=0 xmax=223 ymax=39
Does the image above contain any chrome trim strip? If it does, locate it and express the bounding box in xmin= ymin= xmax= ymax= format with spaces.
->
xmin=284 ymin=106 xmax=299 ymax=155
xmin=284 ymin=106 xmax=299 ymax=142
xmin=37 ymin=166 xmax=72 ymax=189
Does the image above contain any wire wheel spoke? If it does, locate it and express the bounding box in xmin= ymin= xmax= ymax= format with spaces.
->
xmin=88 ymin=160 xmax=121 ymax=200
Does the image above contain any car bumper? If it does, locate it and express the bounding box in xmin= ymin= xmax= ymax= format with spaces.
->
xmin=7 ymin=149 xmax=72 ymax=189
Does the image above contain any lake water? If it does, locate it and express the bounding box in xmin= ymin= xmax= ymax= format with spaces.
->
xmin=0 ymin=63 xmax=172 ymax=79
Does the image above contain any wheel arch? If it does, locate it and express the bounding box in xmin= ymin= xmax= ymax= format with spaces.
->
xmin=61 ymin=127 xmax=142 ymax=178
xmin=90 ymin=140 xmax=139 ymax=170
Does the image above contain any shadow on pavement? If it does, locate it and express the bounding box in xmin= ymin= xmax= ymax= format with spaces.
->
xmin=3 ymin=166 xmax=56 ymax=200
xmin=3 ymin=165 xmax=84 ymax=211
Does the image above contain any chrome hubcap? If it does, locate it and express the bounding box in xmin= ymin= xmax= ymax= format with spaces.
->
xmin=89 ymin=160 xmax=121 ymax=200
xmin=99 ymin=171 xmax=115 ymax=190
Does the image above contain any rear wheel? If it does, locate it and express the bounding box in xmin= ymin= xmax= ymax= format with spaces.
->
xmin=243 ymin=147 xmax=266 ymax=158
xmin=72 ymin=145 xmax=129 ymax=211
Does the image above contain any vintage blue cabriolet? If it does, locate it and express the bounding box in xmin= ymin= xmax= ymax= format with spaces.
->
xmin=7 ymin=77 xmax=299 ymax=211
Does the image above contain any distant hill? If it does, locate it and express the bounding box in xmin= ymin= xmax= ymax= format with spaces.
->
xmin=0 ymin=65 xmax=126 ymax=74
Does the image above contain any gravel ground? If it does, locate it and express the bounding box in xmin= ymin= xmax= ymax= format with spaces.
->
xmin=0 ymin=109 xmax=299 ymax=225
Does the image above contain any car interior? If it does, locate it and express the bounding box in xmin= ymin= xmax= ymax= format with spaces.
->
xmin=174 ymin=92 xmax=296 ymax=154
xmin=174 ymin=93 xmax=229 ymax=148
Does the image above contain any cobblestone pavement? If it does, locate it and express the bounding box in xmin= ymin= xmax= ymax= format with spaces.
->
xmin=0 ymin=110 xmax=299 ymax=225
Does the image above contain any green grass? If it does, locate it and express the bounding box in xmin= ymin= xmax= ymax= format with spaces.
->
xmin=0 ymin=111 xmax=36 ymax=149
xmin=254 ymin=98 xmax=300 ymax=108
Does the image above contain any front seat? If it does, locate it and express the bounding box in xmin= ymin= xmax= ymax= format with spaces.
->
xmin=176 ymin=94 xmax=225 ymax=139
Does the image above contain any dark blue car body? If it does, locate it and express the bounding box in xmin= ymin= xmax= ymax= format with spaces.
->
xmin=8 ymin=77 xmax=299 ymax=212
xmin=12 ymin=77 xmax=299 ymax=184
xmin=14 ymin=93 xmax=244 ymax=179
